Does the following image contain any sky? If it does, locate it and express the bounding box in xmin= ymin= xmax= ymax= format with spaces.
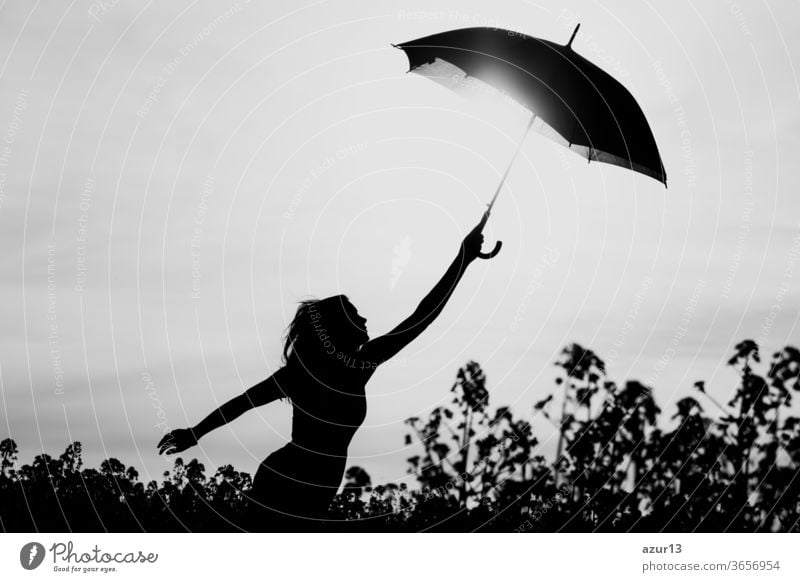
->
xmin=0 ymin=0 xmax=799 ymax=488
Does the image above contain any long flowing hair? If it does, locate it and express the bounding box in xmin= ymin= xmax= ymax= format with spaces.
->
xmin=282 ymin=295 xmax=350 ymax=385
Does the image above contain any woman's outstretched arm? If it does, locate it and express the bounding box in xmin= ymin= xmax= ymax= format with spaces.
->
xmin=360 ymin=212 xmax=496 ymax=365
xmin=157 ymin=367 xmax=289 ymax=455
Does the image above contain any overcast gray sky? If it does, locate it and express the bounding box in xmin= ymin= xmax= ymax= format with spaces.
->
xmin=1 ymin=0 xmax=798 ymax=486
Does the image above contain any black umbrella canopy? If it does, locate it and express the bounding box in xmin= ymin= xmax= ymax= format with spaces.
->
xmin=396 ymin=27 xmax=667 ymax=186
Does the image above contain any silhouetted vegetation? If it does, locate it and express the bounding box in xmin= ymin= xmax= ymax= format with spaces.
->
xmin=3 ymin=339 xmax=800 ymax=532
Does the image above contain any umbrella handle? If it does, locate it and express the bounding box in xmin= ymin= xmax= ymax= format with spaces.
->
xmin=473 ymin=210 xmax=501 ymax=259
xmin=477 ymin=240 xmax=502 ymax=260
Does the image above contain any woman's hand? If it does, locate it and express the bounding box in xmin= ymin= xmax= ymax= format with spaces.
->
xmin=461 ymin=211 xmax=500 ymax=261
xmin=157 ymin=428 xmax=198 ymax=455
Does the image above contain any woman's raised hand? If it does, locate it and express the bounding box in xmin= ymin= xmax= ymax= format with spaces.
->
xmin=157 ymin=428 xmax=198 ymax=455
xmin=461 ymin=211 xmax=501 ymax=261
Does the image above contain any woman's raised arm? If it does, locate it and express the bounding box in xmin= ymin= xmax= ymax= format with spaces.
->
xmin=359 ymin=212 xmax=497 ymax=366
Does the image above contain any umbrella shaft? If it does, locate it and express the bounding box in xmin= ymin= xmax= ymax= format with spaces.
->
xmin=487 ymin=113 xmax=536 ymax=214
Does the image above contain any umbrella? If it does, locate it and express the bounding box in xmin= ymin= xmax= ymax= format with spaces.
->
xmin=395 ymin=25 xmax=666 ymax=258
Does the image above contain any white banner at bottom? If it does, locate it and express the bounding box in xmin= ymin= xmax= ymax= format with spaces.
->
xmin=1 ymin=533 xmax=797 ymax=581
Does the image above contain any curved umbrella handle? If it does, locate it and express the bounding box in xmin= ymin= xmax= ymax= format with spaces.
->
xmin=477 ymin=240 xmax=502 ymax=260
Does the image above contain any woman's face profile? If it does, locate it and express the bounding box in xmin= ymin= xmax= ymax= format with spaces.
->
xmin=337 ymin=298 xmax=368 ymax=347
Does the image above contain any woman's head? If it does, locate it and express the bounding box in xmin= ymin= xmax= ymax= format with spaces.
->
xmin=283 ymin=295 xmax=368 ymax=367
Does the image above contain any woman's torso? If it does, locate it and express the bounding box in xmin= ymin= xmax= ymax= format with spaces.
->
xmin=288 ymin=359 xmax=375 ymax=456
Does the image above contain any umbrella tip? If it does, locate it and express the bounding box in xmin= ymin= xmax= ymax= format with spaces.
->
xmin=566 ymin=23 xmax=581 ymax=49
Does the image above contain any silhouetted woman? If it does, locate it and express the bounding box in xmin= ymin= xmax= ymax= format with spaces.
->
xmin=158 ymin=213 xmax=496 ymax=530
